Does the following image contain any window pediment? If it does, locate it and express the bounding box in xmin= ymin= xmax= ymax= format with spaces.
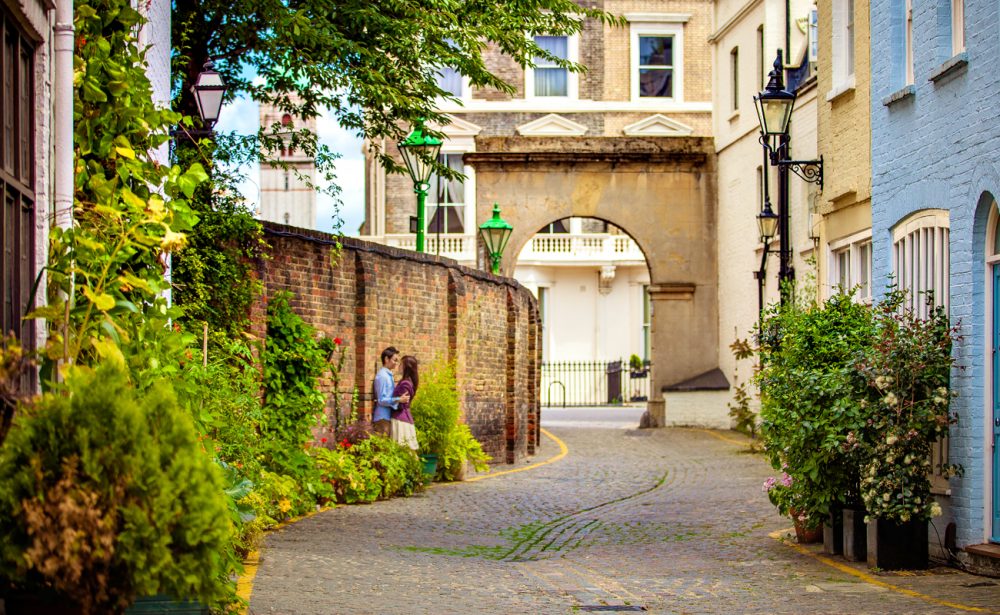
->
xmin=622 ymin=114 xmax=693 ymax=136
xmin=516 ymin=114 xmax=589 ymax=136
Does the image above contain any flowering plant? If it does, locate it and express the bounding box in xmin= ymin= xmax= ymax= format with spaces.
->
xmin=854 ymin=291 xmax=962 ymax=522
xmin=763 ymin=471 xmax=824 ymax=529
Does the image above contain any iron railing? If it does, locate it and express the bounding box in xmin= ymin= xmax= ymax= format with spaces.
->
xmin=541 ymin=360 xmax=652 ymax=407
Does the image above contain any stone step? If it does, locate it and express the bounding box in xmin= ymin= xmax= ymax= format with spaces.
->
xmin=962 ymin=543 xmax=1000 ymax=578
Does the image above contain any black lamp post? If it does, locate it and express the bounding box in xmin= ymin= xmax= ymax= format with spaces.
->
xmin=753 ymin=50 xmax=823 ymax=306
xmin=398 ymin=120 xmax=443 ymax=253
xmin=478 ymin=203 xmax=513 ymax=274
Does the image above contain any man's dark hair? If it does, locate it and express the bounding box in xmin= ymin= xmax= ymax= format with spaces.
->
xmin=380 ymin=346 xmax=399 ymax=365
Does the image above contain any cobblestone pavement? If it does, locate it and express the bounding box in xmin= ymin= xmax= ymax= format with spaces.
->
xmin=249 ymin=407 xmax=1000 ymax=614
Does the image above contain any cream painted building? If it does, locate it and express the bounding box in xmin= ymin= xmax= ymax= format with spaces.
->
xmin=711 ymin=0 xmax=821 ymax=416
xmin=815 ymin=0 xmax=872 ymax=301
xmin=258 ymin=106 xmax=318 ymax=229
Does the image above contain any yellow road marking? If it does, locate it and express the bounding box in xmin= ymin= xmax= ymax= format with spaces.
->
xmin=462 ymin=427 xmax=568 ymax=482
xmin=695 ymin=428 xmax=750 ymax=446
xmin=769 ymin=529 xmax=998 ymax=613
xmin=237 ymin=427 xmax=569 ymax=611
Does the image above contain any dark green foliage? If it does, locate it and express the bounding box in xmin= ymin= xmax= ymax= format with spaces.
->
xmin=0 ymin=365 xmax=234 ymax=613
xmin=261 ymin=291 xmax=333 ymax=453
xmin=757 ymin=291 xmax=878 ymax=523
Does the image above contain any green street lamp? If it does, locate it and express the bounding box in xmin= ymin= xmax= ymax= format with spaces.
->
xmin=478 ymin=203 xmax=513 ymax=275
xmin=398 ymin=120 xmax=443 ymax=253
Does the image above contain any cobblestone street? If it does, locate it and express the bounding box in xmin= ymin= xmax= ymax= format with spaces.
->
xmin=248 ymin=408 xmax=1000 ymax=614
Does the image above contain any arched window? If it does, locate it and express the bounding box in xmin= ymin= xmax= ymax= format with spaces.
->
xmin=892 ymin=209 xmax=949 ymax=318
xmin=280 ymin=113 xmax=293 ymax=127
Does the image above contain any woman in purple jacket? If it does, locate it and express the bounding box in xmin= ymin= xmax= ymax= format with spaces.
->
xmin=391 ymin=355 xmax=420 ymax=450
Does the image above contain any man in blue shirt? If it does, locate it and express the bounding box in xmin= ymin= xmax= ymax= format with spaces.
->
xmin=373 ymin=346 xmax=409 ymax=436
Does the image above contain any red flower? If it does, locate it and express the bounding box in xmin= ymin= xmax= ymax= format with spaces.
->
xmin=334 ymin=337 xmax=343 ymax=345
xmin=340 ymin=438 xmax=351 ymax=449
xmin=321 ymin=437 xmax=328 ymax=443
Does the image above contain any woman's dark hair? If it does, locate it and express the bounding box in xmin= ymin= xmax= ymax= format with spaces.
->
xmin=400 ymin=355 xmax=419 ymax=394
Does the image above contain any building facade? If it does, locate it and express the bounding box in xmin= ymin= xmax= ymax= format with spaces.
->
xmin=711 ymin=0 xmax=820 ymax=421
xmin=815 ymin=0 xmax=872 ymax=302
xmin=870 ymin=0 xmax=999 ymax=558
xmin=258 ymin=105 xmax=318 ymax=229
xmin=361 ymin=1 xmax=722 ymax=424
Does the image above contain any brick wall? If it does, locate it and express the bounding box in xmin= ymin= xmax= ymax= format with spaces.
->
xmin=250 ymin=222 xmax=541 ymax=464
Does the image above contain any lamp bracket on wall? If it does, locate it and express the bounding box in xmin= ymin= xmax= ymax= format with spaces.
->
xmin=778 ymin=155 xmax=824 ymax=190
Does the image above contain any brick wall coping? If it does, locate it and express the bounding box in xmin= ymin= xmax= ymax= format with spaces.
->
xmin=261 ymin=221 xmax=534 ymax=295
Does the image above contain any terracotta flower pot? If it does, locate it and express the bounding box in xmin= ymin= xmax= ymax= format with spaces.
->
xmin=791 ymin=509 xmax=823 ymax=544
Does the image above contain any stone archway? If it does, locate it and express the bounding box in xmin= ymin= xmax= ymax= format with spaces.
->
xmin=466 ymin=136 xmax=718 ymax=425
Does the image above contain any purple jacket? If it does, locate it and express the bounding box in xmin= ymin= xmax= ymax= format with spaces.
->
xmin=391 ymin=379 xmax=415 ymax=424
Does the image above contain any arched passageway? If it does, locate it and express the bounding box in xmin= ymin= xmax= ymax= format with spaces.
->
xmin=466 ymin=136 xmax=718 ymax=424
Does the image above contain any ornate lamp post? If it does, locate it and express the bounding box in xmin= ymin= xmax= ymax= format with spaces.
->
xmin=478 ymin=203 xmax=513 ymax=275
xmin=191 ymin=61 xmax=227 ymax=129
xmin=398 ymin=120 xmax=443 ymax=253
xmin=753 ymin=50 xmax=823 ymax=306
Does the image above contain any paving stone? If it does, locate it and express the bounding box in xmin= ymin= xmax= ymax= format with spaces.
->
xmin=249 ymin=411 xmax=1000 ymax=614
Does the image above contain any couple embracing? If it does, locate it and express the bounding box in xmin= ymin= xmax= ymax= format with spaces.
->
xmin=372 ymin=346 xmax=420 ymax=451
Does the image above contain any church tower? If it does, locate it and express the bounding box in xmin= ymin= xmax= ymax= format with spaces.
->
xmin=258 ymin=103 xmax=317 ymax=229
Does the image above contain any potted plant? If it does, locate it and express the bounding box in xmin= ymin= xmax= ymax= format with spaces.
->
xmin=628 ymin=354 xmax=648 ymax=378
xmin=854 ymin=292 xmax=961 ymax=570
xmin=763 ymin=472 xmax=823 ymax=543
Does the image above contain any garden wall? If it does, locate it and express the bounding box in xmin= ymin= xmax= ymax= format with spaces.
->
xmin=249 ymin=222 xmax=541 ymax=464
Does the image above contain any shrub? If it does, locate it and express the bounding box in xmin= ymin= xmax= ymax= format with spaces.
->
xmin=757 ymin=291 xmax=877 ymax=519
xmin=854 ymin=291 xmax=961 ymax=522
xmin=0 ymin=364 xmax=235 ymax=613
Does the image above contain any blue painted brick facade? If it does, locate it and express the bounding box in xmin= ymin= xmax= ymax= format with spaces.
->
xmin=871 ymin=0 xmax=1000 ymax=546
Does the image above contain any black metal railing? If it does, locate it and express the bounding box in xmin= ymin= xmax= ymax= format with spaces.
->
xmin=541 ymin=360 xmax=652 ymax=407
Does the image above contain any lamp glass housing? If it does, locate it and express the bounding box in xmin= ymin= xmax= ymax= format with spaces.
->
xmin=478 ymin=203 xmax=513 ymax=270
xmin=754 ymin=93 xmax=795 ymax=137
xmin=757 ymin=205 xmax=779 ymax=242
xmin=398 ymin=123 xmax=443 ymax=186
xmin=191 ymin=63 xmax=227 ymax=125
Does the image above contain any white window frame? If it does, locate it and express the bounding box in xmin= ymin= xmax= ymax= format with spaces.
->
xmin=951 ymin=0 xmax=965 ymax=55
xmin=892 ymin=210 xmax=950 ymax=318
xmin=425 ymin=144 xmax=476 ymax=239
xmin=630 ymin=22 xmax=685 ymax=102
xmin=831 ymin=0 xmax=856 ymax=92
xmin=525 ymin=34 xmax=579 ymax=100
xmin=828 ymin=230 xmax=873 ymax=302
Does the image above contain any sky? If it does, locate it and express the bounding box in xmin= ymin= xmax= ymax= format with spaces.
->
xmin=214 ymin=95 xmax=367 ymax=236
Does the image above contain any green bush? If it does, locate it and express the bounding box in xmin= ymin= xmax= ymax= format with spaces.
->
xmin=0 ymin=364 xmax=235 ymax=613
xmin=411 ymin=359 xmax=491 ymax=481
xmin=757 ymin=291 xmax=876 ymax=525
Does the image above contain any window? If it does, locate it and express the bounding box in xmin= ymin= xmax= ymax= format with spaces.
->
xmin=641 ymin=285 xmax=651 ymax=361
xmin=905 ymin=0 xmax=914 ymax=85
xmin=1 ymin=7 xmax=35 ymax=362
xmin=892 ymin=210 xmax=950 ymax=318
xmin=951 ymin=0 xmax=965 ymax=54
xmin=538 ymin=286 xmax=549 ymax=361
xmin=631 ymin=23 xmax=684 ymax=101
xmin=436 ymin=66 xmax=463 ymax=97
xmin=427 ymin=153 xmax=464 ymax=234
xmin=808 ymin=9 xmax=819 ymax=65
xmin=283 ymin=171 xmax=289 ymax=191
xmin=757 ymin=25 xmax=766 ymax=89
xmin=829 ymin=234 xmax=872 ymax=302
xmin=730 ymin=47 xmax=739 ymax=111
xmin=846 ymin=0 xmax=855 ymax=76
xmin=832 ymin=0 xmax=855 ymax=87
xmin=528 ymin=35 xmax=576 ymax=97
xmin=541 ymin=219 xmax=569 ymax=234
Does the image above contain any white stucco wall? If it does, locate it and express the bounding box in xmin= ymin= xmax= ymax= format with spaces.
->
xmin=515 ymin=264 xmax=650 ymax=362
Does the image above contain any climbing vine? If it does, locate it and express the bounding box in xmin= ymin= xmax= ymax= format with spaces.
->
xmin=31 ymin=0 xmax=208 ymax=373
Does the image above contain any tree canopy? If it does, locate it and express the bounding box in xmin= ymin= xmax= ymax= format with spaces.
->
xmin=172 ymin=0 xmax=621 ymax=166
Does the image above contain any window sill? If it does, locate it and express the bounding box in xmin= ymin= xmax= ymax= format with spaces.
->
xmin=881 ymin=84 xmax=915 ymax=107
xmin=825 ymin=78 xmax=856 ymax=103
xmin=727 ymin=109 xmax=740 ymax=122
xmin=929 ymin=52 xmax=968 ymax=83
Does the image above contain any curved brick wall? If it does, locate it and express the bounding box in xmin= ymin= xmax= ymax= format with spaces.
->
xmin=250 ymin=222 xmax=541 ymax=464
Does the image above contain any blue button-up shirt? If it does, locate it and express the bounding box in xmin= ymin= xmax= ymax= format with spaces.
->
xmin=373 ymin=366 xmax=398 ymax=422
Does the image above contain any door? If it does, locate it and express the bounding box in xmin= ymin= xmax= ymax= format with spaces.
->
xmin=993 ymin=265 xmax=1000 ymax=543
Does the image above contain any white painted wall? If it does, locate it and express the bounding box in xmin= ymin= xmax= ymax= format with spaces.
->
xmin=515 ymin=264 xmax=650 ymax=362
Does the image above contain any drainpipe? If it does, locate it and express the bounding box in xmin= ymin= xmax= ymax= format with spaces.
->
xmin=53 ymin=0 xmax=74 ymax=230
xmin=785 ymin=0 xmax=791 ymax=70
